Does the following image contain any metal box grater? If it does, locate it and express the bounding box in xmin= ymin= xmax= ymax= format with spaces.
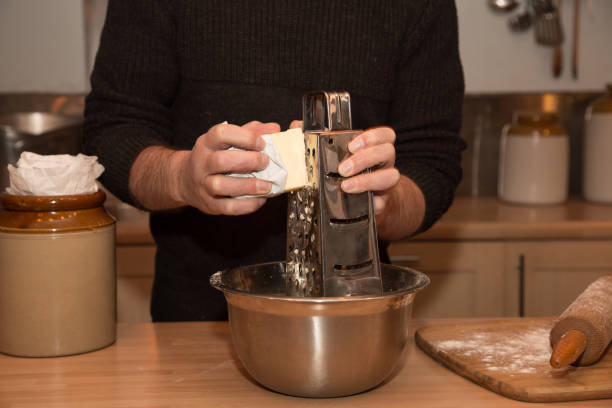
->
xmin=286 ymin=91 xmax=382 ymax=297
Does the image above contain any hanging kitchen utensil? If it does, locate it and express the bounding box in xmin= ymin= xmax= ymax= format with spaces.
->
xmin=533 ymin=0 xmax=564 ymax=46
xmin=572 ymin=0 xmax=580 ymax=78
xmin=508 ymin=0 xmax=534 ymax=32
xmin=552 ymin=0 xmax=563 ymax=77
xmin=489 ymin=0 xmax=521 ymax=13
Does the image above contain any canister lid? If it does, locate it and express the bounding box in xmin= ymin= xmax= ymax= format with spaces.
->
xmin=507 ymin=111 xmax=567 ymax=137
xmin=587 ymin=84 xmax=612 ymax=114
xmin=0 ymin=191 xmax=114 ymax=233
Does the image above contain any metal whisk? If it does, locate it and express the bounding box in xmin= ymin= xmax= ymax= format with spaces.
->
xmin=286 ymin=91 xmax=382 ymax=297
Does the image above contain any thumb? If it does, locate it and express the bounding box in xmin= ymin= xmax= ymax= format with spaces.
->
xmin=289 ymin=120 xmax=303 ymax=129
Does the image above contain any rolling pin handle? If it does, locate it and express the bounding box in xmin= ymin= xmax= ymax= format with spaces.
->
xmin=550 ymin=329 xmax=587 ymax=369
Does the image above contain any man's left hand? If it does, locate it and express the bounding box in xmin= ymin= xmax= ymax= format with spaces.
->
xmin=337 ymin=126 xmax=400 ymax=216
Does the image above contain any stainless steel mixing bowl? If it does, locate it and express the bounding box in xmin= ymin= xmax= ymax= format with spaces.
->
xmin=210 ymin=261 xmax=429 ymax=397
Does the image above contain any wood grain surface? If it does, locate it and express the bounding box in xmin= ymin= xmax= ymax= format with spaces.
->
xmin=114 ymin=197 xmax=612 ymax=246
xmin=410 ymin=197 xmax=612 ymax=240
xmin=1 ymin=319 xmax=611 ymax=407
xmin=416 ymin=318 xmax=612 ymax=403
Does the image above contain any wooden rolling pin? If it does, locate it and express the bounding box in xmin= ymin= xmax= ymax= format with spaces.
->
xmin=550 ymin=274 xmax=612 ymax=369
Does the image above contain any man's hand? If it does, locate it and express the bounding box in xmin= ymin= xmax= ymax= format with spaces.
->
xmin=336 ymin=127 xmax=400 ymax=215
xmin=129 ymin=121 xmax=281 ymax=215
xmin=171 ymin=121 xmax=281 ymax=215
xmin=291 ymin=122 xmax=400 ymax=215
xmin=288 ymin=122 xmax=425 ymax=240
xmin=337 ymin=126 xmax=425 ymax=240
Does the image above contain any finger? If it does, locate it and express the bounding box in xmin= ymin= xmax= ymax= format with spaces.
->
xmin=242 ymin=121 xmax=281 ymax=137
xmin=338 ymin=143 xmax=395 ymax=177
xmin=289 ymin=120 xmax=303 ymax=129
xmin=341 ymin=167 xmax=400 ymax=194
xmin=205 ymin=174 xmax=272 ymax=197
xmin=348 ymin=127 xmax=396 ymax=154
xmin=204 ymin=123 xmax=266 ymax=151
xmin=373 ymin=195 xmax=388 ymax=215
xmin=206 ymin=150 xmax=269 ymax=174
xmin=209 ymin=196 xmax=268 ymax=216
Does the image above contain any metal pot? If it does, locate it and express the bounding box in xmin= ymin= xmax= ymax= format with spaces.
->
xmin=210 ymin=261 xmax=429 ymax=397
xmin=0 ymin=112 xmax=83 ymax=191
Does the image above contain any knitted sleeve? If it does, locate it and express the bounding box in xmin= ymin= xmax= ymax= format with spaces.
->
xmin=83 ymin=0 xmax=178 ymax=206
xmin=389 ymin=0 xmax=466 ymax=235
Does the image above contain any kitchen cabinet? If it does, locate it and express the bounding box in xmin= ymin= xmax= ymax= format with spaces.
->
xmin=505 ymin=241 xmax=612 ymax=317
xmin=113 ymin=198 xmax=612 ymax=321
xmin=386 ymin=197 xmax=612 ymax=318
xmin=119 ymin=238 xmax=612 ymax=321
xmin=389 ymin=239 xmax=612 ymax=319
xmin=388 ymin=241 xmax=510 ymax=318
xmin=116 ymin=245 xmax=155 ymax=323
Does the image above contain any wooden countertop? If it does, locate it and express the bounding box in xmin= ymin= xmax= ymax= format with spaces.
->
xmin=112 ymin=197 xmax=612 ymax=245
xmin=0 ymin=319 xmax=609 ymax=407
xmin=415 ymin=197 xmax=612 ymax=241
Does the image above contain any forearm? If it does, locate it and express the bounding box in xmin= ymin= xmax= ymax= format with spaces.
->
xmin=376 ymin=175 xmax=425 ymax=242
xmin=128 ymin=146 xmax=188 ymax=211
xmin=128 ymin=122 xmax=278 ymax=216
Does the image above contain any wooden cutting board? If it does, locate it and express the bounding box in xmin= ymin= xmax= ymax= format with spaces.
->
xmin=415 ymin=318 xmax=612 ymax=403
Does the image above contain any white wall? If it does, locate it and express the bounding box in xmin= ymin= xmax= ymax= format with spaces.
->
xmin=0 ymin=0 xmax=611 ymax=94
xmin=0 ymin=0 xmax=87 ymax=93
xmin=458 ymin=0 xmax=612 ymax=93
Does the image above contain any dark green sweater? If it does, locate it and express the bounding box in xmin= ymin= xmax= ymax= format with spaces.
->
xmin=84 ymin=0 xmax=465 ymax=321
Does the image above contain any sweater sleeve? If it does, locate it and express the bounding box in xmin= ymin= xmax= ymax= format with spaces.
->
xmin=83 ymin=0 xmax=178 ymax=206
xmin=389 ymin=0 xmax=466 ymax=235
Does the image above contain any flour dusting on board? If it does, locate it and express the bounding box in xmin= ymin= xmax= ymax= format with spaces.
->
xmin=434 ymin=325 xmax=555 ymax=375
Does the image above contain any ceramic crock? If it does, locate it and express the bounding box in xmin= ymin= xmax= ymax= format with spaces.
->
xmin=0 ymin=191 xmax=116 ymax=357
xmin=583 ymin=84 xmax=612 ymax=203
xmin=498 ymin=111 xmax=569 ymax=205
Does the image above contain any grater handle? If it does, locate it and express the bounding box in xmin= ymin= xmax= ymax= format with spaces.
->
xmin=303 ymin=91 xmax=352 ymax=131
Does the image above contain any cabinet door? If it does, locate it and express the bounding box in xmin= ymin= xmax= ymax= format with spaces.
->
xmin=117 ymin=277 xmax=154 ymax=323
xmin=116 ymin=245 xmax=156 ymax=322
xmin=506 ymin=241 xmax=612 ymax=317
xmin=387 ymin=241 xmax=508 ymax=318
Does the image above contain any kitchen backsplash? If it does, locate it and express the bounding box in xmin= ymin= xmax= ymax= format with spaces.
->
xmin=0 ymin=91 xmax=605 ymax=197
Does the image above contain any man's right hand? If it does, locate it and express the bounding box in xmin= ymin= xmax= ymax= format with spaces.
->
xmin=129 ymin=121 xmax=281 ymax=215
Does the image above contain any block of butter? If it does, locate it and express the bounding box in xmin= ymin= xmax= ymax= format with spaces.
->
xmin=266 ymin=128 xmax=309 ymax=193
xmin=229 ymin=127 xmax=309 ymax=197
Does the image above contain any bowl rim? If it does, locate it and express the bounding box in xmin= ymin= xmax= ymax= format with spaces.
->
xmin=209 ymin=261 xmax=430 ymax=303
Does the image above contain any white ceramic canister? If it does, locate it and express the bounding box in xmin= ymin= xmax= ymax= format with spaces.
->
xmin=0 ymin=191 xmax=116 ymax=357
xmin=498 ymin=111 xmax=569 ymax=205
xmin=583 ymin=84 xmax=612 ymax=203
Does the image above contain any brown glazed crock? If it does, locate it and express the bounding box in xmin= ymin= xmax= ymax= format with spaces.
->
xmin=0 ymin=191 xmax=116 ymax=357
xmin=505 ymin=111 xmax=566 ymax=137
xmin=0 ymin=190 xmax=114 ymax=232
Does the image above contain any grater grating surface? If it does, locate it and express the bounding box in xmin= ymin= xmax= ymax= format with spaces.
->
xmin=286 ymin=92 xmax=382 ymax=297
